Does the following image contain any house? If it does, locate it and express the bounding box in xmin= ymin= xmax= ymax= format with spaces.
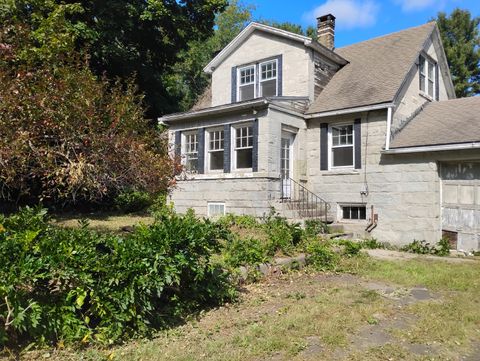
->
xmin=159 ymin=14 xmax=480 ymax=252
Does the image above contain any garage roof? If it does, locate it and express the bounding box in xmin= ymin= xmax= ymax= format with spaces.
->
xmin=390 ymin=97 xmax=480 ymax=149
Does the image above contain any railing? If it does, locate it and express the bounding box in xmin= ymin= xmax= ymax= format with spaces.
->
xmin=281 ymin=177 xmax=330 ymax=223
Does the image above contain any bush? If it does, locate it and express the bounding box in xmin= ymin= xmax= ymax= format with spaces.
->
xmin=0 ymin=207 xmax=235 ymax=347
xmin=360 ymin=238 xmax=385 ymax=249
xmin=306 ymin=241 xmax=339 ymax=271
xmin=304 ymin=219 xmax=329 ymax=237
xmin=401 ymin=239 xmax=451 ymax=256
xmin=224 ymin=236 xmax=268 ymax=268
xmin=114 ymin=189 xmax=152 ymax=213
xmin=338 ymin=239 xmax=362 ymax=256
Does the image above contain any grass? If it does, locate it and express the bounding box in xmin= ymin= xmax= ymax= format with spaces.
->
xmin=15 ymin=256 xmax=480 ymax=361
xmin=52 ymin=212 xmax=154 ymax=232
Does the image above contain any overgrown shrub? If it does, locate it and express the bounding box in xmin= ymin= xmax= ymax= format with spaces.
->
xmin=114 ymin=189 xmax=152 ymax=213
xmin=224 ymin=236 xmax=268 ymax=268
xmin=401 ymin=239 xmax=451 ymax=256
xmin=304 ymin=219 xmax=329 ymax=237
xmin=337 ymin=239 xmax=363 ymax=256
xmin=360 ymin=238 xmax=386 ymax=249
xmin=305 ymin=241 xmax=339 ymax=271
xmin=0 ymin=207 xmax=235 ymax=347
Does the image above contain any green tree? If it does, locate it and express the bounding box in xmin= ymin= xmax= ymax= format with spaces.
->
xmin=436 ymin=8 xmax=480 ymax=97
xmin=1 ymin=0 xmax=228 ymax=117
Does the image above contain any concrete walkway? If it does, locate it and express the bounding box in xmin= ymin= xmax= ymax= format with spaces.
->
xmin=366 ymin=248 xmax=479 ymax=264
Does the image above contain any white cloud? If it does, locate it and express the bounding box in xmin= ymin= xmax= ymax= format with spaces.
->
xmin=395 ymin=0 xmax=446 ymax=12
xmin=303 ymin=0 xmax=380 ymax=30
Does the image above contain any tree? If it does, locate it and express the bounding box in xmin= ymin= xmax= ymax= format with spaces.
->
xmin=1 ymin=0 xmax=228 ymax=118
xmin=436 ymin=9 xmax=480 ymax=97
xmin=0 ymin=22 xmax=179 ymax=208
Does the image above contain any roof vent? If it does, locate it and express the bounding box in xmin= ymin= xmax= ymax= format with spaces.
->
xmin=317 ymin=14 xmax=336 ymax=50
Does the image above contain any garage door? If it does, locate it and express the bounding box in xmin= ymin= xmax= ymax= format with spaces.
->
xmin=441 ymin=162 xmax=480 ymax=252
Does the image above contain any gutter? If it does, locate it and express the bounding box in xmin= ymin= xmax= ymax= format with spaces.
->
xmin=383 ymin=142 xmax=480 ymax=154
xmin=305 ymin=102 xmax=394 ymax=119
xmin=159 ymin=99 xmax=269 ymax=124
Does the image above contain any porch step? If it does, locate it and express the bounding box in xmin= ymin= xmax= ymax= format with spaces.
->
xmin=329 ymin=223 xmax=370 ymax=239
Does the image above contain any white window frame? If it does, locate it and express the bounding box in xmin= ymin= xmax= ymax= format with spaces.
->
xmin=259 ymin=59 xmax=278 ymax=97
xmin=231 ymin=123 xmax=254 ymax=170
xmin=419 ymin=54 xmax=436 ymax=99
xmin=237 ymin=64 xmax=256 ymax=102
xmin=182 ymin=131 xmax=198 ymax=173
xmin=339 ymin=204 xmax=367 ymax=221
xmin=328 ymin=123 xmax=355 ymax=170
xmin=207 ymin=202 xmax=226 ymax=217
xmin=206 ymin=127 xmax=225 ymax=172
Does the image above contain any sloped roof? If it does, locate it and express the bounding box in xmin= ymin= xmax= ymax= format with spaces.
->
xmin=191 ymin=85 xmax=212 ymax=111
xmin=307 ymin=22 xmax=436 ymax=114
xmin=390 ymin=97 xmax=480 ymax=149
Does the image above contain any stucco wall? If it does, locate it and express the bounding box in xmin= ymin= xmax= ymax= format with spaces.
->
xmin=211 ymin=31 xmax=311 ymax=106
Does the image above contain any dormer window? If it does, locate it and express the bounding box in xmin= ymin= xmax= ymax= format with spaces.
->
xmin=234 ymin=55 xmax=282 ymax=102
xmin=238 ymin=65 xmax=256 ymax=101
xmin=419 ymin=55 xmax=436 ymax=99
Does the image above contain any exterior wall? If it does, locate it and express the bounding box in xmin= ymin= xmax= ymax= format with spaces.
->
xmin=393 ymin=35 xmax=451 ymax=133
xmin=211 ymin=31 xmax=311 ymax=106
xmin=307 ymin=109 xmax=441 ymax=246
xmin=170 ymin=177 xmax=280 ymax=217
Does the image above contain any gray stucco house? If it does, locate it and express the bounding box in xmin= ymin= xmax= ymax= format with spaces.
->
xmin=160 ymin=14 xmax=480 ymax=252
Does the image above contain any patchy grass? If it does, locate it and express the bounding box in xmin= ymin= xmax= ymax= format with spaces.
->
xmin=14 ymin=257 xmax=480 ymax=361
xmin=52 ymin=212 xmax=154 ymax=232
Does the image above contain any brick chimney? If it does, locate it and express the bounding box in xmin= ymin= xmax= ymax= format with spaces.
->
xmin=317 ymin=14 xmax=336 ymax=50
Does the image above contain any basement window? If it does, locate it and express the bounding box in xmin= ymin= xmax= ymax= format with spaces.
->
xmin=342 ymin=205 xmax=366 ymax=220
xmin=208 ymin=202 xmax=226 ymax=217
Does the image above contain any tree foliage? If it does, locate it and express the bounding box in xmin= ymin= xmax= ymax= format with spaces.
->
xmin=436 ymin=8 xmax=480 ymax=97
xmin=1 ymin=0 xmax=228 ymax=117
xmin=0 ymin=22 xmax=178 ymax=208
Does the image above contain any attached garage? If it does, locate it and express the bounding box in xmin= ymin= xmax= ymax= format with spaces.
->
xmin=440 ymin=162 xmax=480 ymax=252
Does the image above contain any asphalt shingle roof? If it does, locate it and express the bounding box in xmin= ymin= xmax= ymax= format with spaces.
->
xmin=390 ymin=97 xmax=480 ymax=148
xmin=307 ymin=22 xmax=436 ymax=114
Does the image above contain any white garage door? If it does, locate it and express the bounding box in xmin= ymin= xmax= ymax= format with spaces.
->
xmin=441 ymin=162 xmax=480 ymax=252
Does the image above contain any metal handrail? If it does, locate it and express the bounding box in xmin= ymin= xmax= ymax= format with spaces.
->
xmin=280 ymin=177 xmax=330 ymax=223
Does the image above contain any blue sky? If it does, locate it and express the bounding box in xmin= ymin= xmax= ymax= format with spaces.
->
xmin=250 ymin=0 xmax=480 ymax=47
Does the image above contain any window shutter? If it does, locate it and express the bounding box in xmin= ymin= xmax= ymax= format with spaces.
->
xmin=320 ymin=123 xmax=328 ymax=170
xmin=223 ymin=124 xmax=231 ymax=173
xmin=277 ymin=55 xmax=283 ymax=96
xmin=354 ymin=118 xmax=361 ymax=170
xmin=435 ymin=63 xmax=439 ymax=101
xmin=231 ymin=67 xmax=237 ymax=103
xmin=252 ymin=119 xmax=259 ymax=172
xmin=197 ymin=128 xmax=205 ymax=174
xmin=174 ymin=131 xmax=181 ymax=157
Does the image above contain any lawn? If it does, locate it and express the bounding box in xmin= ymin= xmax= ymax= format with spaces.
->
xmin=18 ymin=256 xmax=480 ymax=361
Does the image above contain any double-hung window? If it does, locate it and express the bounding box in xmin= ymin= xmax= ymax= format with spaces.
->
xmin=183 ymin=132 xmax=198 ymax=172
xmin=259 ymin=60 xmax=278 ymax=97
xmin=238 ymin=65 xmax=256 ymax=101
xmin=208 ymin=129 xmax=224 ymax=171
xmin=234 ymin=124 xmax=253 ymax=169
xmin=419 ymin=55 xmax=436 ymax=98
xmin=331 ymin=124 xmax=354 ymax=168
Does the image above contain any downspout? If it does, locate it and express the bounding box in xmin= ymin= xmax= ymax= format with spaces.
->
xmin=385 ymin=106 xmax=393 ymax=150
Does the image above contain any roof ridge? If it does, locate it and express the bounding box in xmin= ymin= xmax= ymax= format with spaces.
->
xmin=337 ymin=21 xmax=436 ymax=51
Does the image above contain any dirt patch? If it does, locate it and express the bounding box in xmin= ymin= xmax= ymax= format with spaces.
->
xmin=366 ymin=249 xmax=478 ymax=264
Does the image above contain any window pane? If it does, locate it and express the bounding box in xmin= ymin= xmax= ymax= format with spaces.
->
xmin=210 ymin=151 xmax=224 ymax=170
xmin=261 ymin=61 xmax=276 ymax=80
xmin=343 ymin=207 xmax=350 ymax=219
xmin=332 ymin=125 xmax=353 ymax=145
xmin=332 ymin=146 xmax=353 ymax=167
xmin=428 ymin=61 xmax=434 ymax=80
xmin=419 ymin=56 xmax=425 ymax=73
xmin=237 ymin=148 xmax=252 ymax=169
xmin=239 ymin=84 xmax=255 ymax=101
xmin=359 ymin=207 xmax=367 ymax=220
xmin=261 ymin=79 xmax=277 ymax=97
xmin=351 ymin=207 xmax=359 ymax=220
xmin=186 ymin=157 xmax=198 ymax=172
xmin=428 ymin=79 xmax=434 ymax=97
xmin=420 ymin=74 xmax=426 ymax=92
xmin=240 ymin=66 xmax=255 ymax=84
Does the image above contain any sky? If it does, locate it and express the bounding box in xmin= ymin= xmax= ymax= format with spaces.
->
xmin=250 ymin=0 xmax=480 ymax=47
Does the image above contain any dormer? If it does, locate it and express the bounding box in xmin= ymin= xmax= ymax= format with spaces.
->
xmin=203 ymin=21 xmax=347 ymax=107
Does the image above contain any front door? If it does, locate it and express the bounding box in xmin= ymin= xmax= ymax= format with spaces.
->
xmin=281 ymin=132 xmax=294 ymax=198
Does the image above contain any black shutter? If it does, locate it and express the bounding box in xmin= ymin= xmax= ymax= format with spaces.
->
xmin=223 ymin=124 xmax=231 ymax=173
xmin=277 ymin=55 xmax=283 ymax=96
xmin=435 ymin=63 xmax=439 ymax=101
xmin=197 ymin=128 xmax=205 ymax=174
xmin=252 ymin=119 xmax=259 ymax=172
xmin=174 ymin=131 xmax=181 ymax=157
xmin=354 ymin=118 xmax=361 ymax=170
xmin=320 ymin=123 xmax=328 ymax=170
xmin=231 ymin=67 xmax=237 ymax=103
